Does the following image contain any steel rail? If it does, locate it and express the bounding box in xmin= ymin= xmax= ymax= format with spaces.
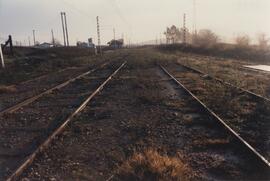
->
xmin=0 ymin=62 xmax=109 ymax=116
xmin=177 ymin=62 xmax=270 ymax=102
xmin=6 ymin=61 xmax=126 ymax=181
xmin=160 ymin=65 xmax=270 ymax=169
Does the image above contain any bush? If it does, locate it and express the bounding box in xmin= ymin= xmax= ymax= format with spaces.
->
xmin=116 ymin=149 xmax=191 ymax=181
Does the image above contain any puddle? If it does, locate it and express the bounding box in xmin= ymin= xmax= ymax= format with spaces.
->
xmin=244 ymin=65 xmax=270 ymax=72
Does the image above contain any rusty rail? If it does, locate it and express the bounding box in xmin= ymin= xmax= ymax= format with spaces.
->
xmin=6 ymin=61 xmax=126 ymax=181
xmin=160 ymin=65 xmax=270 ymax=169
xmin=0 ymin=62 xmax=109 ymax=116
xmin=177 ymin=62 xmax=270 ymax=102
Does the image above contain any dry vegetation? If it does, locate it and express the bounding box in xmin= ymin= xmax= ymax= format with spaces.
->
xmin=116 ymin=149 xmax=190 ymax=181
xmin=158 ymin=42 xmax=270 ymax=65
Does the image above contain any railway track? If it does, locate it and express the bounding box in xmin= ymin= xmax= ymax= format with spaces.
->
xmin=0 ymin=62 xmax=109 ymax=115
xmin=0 ymin=62 xmax=126 ymax=180
xmin=160 ymin=65 xmax=270 ymax=170
xmin=168 ymin=62 xmax=270 ymax=161
xmin=177 ymin=62 xmax=270 ymax=102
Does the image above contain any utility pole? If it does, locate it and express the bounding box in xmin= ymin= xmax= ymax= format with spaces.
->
xmin=61 ymin=12 xmax=66 ymax=46
xmin=183 ymin=13 xmax=186 ymax=44
xmin=64 ymin=12 xmax=69 ymax=46
xmin=32 ymin=30 xmax=36 ymax=45
xmin=193 ymin=0 xmax=197 ymax=34
xmin=0 ymin=44 xmax=5 ymax=68
xmin=121 ymin=33 xmax=124 ymax=45
xmin=193 ymin=0 xmax=197 ymax=44
xmin=113 ymin=28 xmax=116 ymax=40
xmin=113 ymin=28 xmax=116 ymax=48
xmin=28 ymin=36 xmax=31 ymax=46
xmin=96 ymin=16 xmax=101 ymax=54
xmin=51 ymin=29 xmax=55 ymax=46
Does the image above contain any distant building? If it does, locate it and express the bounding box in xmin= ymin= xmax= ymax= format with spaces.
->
xmin=76 ymin=41 xmax=88 ymax=48
xmin=88 ymin=38 xmax=95 ymax=48
xmin=37 ymin=42 xmax=53 ymax=49
xmin=108 ymin=39 xmax=124 ymax=48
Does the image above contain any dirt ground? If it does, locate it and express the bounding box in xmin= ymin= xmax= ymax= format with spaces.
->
xmin=12 ymin=49 xmax=269 ymax=181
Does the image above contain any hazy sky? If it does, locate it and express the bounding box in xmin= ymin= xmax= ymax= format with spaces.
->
xmin=0 ymin=0 xmax=270 ymax=45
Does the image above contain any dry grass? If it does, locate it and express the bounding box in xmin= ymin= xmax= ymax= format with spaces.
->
xmin=116 ymin=149 xmax=191 ymax=181
xmin=0 ymin=85 xmax=17 ymax=93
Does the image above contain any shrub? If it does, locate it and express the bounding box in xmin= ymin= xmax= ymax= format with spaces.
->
xmin=116 ymin=149 xmax=191 ymax=181
xmin=193 ymin=29 xmax=219 ymax=47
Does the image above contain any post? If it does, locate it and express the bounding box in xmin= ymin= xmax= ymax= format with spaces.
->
xmin=32 ymin=30 xmax=36 ymax=45
xmin=9 ymin=35 xmax=13 ymax=54
xmin=96 ymin=16 xmax=101 ymax=54
xmin=64 ymin=12 xmax=69 ymax=46
xmin=0 ymin=45 xmax=5 ymax=68
xmin=61 ymin=12 xmax=66 ymax=46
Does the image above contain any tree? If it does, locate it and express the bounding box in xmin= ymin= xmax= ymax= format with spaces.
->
xmin=164 ymin=25 xmax=191 ymax=44
xmin=193 ymin=29 xmax=219 ymax=47
xmin=257 ymin=33 xmax=269 ymax=50
xmin=164 ymin=25 xmax=181 ymax=44
xmin=235 ymin=35 xmax=250 ymax=48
